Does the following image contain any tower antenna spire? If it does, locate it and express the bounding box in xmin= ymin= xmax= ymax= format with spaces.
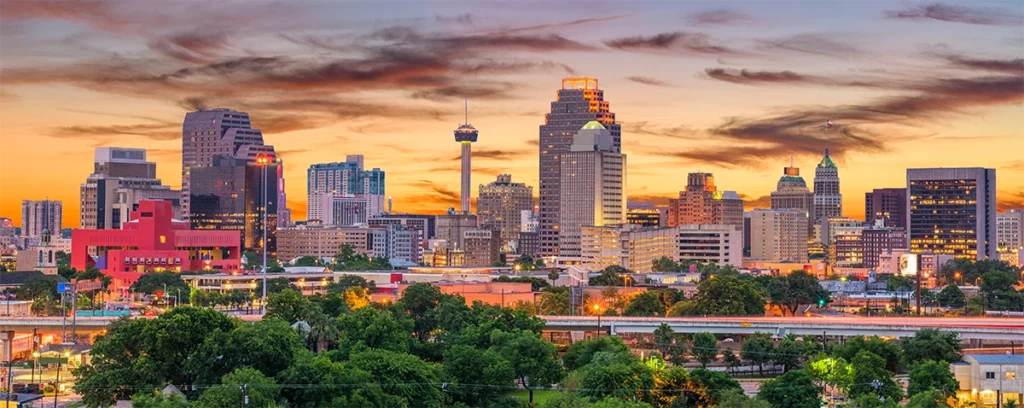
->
xmin=464 ymin=99 xmax=468 ymax=125
xmin=790 ymin=155 xmax=794 ymax=168
xmin=824 ymin=118 xmax=830 ymax=156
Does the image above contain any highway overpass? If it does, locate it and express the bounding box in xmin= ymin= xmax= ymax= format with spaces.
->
xmin=540 ymin=316 xmax=1024 ymax=341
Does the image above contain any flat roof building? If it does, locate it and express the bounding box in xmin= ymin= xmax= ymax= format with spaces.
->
xmin=907 ymin=168 xmax=997 ymax=260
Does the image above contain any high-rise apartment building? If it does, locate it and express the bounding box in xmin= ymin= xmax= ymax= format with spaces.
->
xmin=862 ymin=224 xmax=908 ymax=269
xmin=369 ymin=213 xmax=435 ymax=240
xmin=276 ymin=223 xmax=420 ymax=264
xmin=181 ymin=108 xmax=278 ymax=220
xmin=80 ymin=147 xmax=179 ymax=230
xmin=865 ymin=188 xmax=907 ymax=229
xmin=771 ymin=160 xmax=815 ymax=236
xmin=750 ymin=209 xmax=809 ymax=262
xmin=310 ymin=193 xmax=371 ymax=226
xmin=813 ymin=149 xmax=842 ymax=227
xmin=477 ymin=174 xmax=533 ymax=252
xmin=21 ymin=200 xmax=62 ymax=238
xmin=626 ymin=202 xmax=665 ymax=228
xmin=558 ymin=121 xmax=626 ymax=261
xmin=189 ymin=156 xmax=278 ymax=257
xmin=0 ymin=217 xmax=15 ymax=248
xmin=907 ymin=168 xmax=997 ymax=260
xmin=307 ymin=155 xmax=386 ymax=219
xmin=539 ymin=77 xmax=619 ymax=257
xmin=581 ymin=225 xmax=676 ymax=273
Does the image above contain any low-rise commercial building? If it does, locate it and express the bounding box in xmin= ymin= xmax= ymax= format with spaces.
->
xmin=953 ymin=354 xmax=1024 ymax=407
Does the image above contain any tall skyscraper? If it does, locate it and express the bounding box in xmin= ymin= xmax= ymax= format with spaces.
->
xmin=771 ymin=159 xmax=815 ymax=236
xmin=813 ymin=147 xmax=842 ymax=228
xmin=997 ymin=209 xmax=1023 ymax=251
xmin=189 ymin=156 xmax=279 ymax=256
xmin=907 ymin=168 xmax=997 ymax=260
xmin=455 ymin=102 xmax=478 ymax=213
xmin=750 ymin=209 xmax=809 ymax=262
xmin=435 ymin=210 xmax=478 ymax=250
xmin=864 ymin=188 xmax=907 ymax=228
xmin=21 ymin=200 xmax=62 ymax=238
xmin=307 ymin=155 xmax=386 ymax=219
xmin=558 ymin=121 xmax=626 ymax=261
xmin=477 ymin=174 xmax=533 ymax=252
xmin=181 ymin=108 xmax=278 ymax=220
xmin=80 ymin=147 xmax=179 ymax=230
xmin=667 ymin=173 xmax=744 ymax=242
xmin=539 ymin=77 xmax=619 ymax=257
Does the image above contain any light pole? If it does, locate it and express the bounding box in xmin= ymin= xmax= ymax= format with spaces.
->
xmin=31 ymin=351 xmax=39 ymax=385
xmin=593 ymin=304 xmax=601 ymax=338
xmin=256 ymin=154 xmax=270 ymax=314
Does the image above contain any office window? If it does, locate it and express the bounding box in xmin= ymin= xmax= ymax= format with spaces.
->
xmin=1007 ymin=371 xmax=1016 ymax=380
xmin=985 ymin=372 xmax=995 ymax=379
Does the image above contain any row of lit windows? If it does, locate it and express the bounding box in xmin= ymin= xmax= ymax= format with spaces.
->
xmin=124 ymin=257 xmax=182 ymax=265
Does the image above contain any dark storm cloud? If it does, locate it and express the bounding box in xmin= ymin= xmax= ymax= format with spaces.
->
xmin=626 ymin=194 xmax=673 ymax=207
xmin=411 ymin=180 xmax=460 ymax=202
xmin=368 ymin=26 xmax=598 ymax=52
xmin=411 ymin=85 xmax=514 ymax=101
xmin=685 ymin=9 xmax=755 ymax=26
xmin=603 ymin=31 xmax=739 ymax=55
xmin=625 ymin=121 xmax=699 ymax=140
xmin=884 ymin=3 xmax=1024 ymax=26
xmin=626 ymin=76 xmax=669 ymax=86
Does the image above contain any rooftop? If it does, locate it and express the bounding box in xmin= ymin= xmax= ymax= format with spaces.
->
xmin=969 ymin=354 xmax=1024 ymax=365
xmin=581 ymin=120 xmax=606 ymax=130
xmin=817 ymin=149 xmax=837 ymax=168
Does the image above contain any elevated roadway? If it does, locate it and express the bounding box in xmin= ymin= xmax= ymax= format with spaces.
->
xmin=540 ymin=316 xmax=1024 ymax=340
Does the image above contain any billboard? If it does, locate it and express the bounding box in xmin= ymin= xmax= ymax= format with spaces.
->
xmin=899 ymin=254 xmax=919 ymax=276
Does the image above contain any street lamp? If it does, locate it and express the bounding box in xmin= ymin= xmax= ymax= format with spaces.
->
xmin=256 ymin=154 xmax=271 ymax=315
xmin=593 ymin=304 xmax=601 ymax=338
xmin=54 ymin=350 xmax=70 ymax=408
xmin=31 ymin=351 xmax=39 ymax=385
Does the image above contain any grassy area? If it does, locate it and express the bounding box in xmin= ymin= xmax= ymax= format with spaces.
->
xmin=510 ymin=389 xmax=561 ymax=405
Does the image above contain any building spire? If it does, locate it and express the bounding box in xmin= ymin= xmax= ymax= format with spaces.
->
xmin=464 ymin=99 xmax=468 ymax=125
xmin=790 ymin=155 xmax=794 ymax=168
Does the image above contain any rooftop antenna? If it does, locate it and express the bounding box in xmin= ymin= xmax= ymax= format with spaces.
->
xmin=790 ymin=155 xmax=794 ymax=167
xmin=464 ymin=99 xmax=468 ymax=125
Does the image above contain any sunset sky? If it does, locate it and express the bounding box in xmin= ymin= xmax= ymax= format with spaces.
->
xmin=1 ymin=0 xmax=1022 ymax=228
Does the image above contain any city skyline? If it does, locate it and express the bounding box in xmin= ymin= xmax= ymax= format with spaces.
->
xmin=1 ymin=1 xmax=1022 ymax=227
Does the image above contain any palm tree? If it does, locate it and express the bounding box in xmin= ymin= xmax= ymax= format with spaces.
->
xmin=305 ymin=310 xmax=338 ymax=353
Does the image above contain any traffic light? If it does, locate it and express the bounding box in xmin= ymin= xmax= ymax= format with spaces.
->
xmin=818 ymin=298 xmax=826 ymax=307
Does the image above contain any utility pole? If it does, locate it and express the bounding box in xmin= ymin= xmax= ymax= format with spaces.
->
xmin=441 ymin=382 xmax=448 ymax=408
xmin=241 ymin=384 xmax=249 ymax=407
xmin=915 ymin=266 xmax=922 ymax=316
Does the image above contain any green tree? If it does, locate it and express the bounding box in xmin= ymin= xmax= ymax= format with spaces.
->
xmin=937 ymin=285 xmax=966 ymax=308
xmin=905 ymin=390 xmax=955 ymax=408
xmin=741 ymin=332 xmax=774 ymax=375
xmin=73 ymin=307 xmax=238 ymax=406
xmin=399 ymin=282 xmax=444 ymax=341
xmin=650 ymin=366 xmax=711 ymax=407
xmin=623 ymin=291 xmax=667 ymax=316
xmin=848 ymin=350 xmax=903 ymax=402
xmin=766 ymin=270 xmax=831 ymax=316
xmin=806 ymin=354 xmax=853 ymax=394
xmin=489 ymin=330 xmax=564 ymax=404
xmin=443 ymin=345 xmax=516 ymax=406
xmin=589 ymin=265 xmax=633 ymax=286
xmin=538 ymin=286 xmax=571 ymax=315
xmin=722 ymin=348 xmax=741 ymax=374
xmin=980 ymin=270 xmax=1024 ymax=311
xmin=326 ymin=275 xmax=376 ymax=294
xmin=908 ymin=360 xmax=959 ymax=397
xmin=16 ymin=274 xmax=60 ymax=299
xmin=513 ymin=255 xmax=537 ymax=272
xmin=577 ymin=360 xmax=654 ymax=403
xmin=833 ymin=335 xmax=903 ymax=373
xmin=131 ymin=271 xmax=189 ymax=296
xmin=347 ymin=348 xmax=444 ymax=408
xmin=548 ymin=270 xmax=560 ymax=285
xmin=563 ymin=335 xmax=630 ymax=371
xmin=265 ymin=288 xmax=311 ymax=323
xmin=495 ymin=275 xmax=551 ymax=291
xmin=256 ymin=277 xmax=296 ymax=295
xmin=718 ymin=390 xmax=771 ymax=408
xmin=901 ymin=328 xmax=963 ymax=367
xmin=276 ymin=352 xmax=400 ymax=407
xmin=189 ymin=318 xmax=305 ymax=385
xmin=758 ymin=369 xmax=821 ymax=408
xmin=689 ymin=368 xmax=742 ymax=403
xmin=334 ymin=306 xmax=414 ymax=358
xmin=193 ymin=368 xmax=280 ymax=408
xmin=691 ymin=332 xmax=718 ymax=368
xmin=687 ymin=275 xmax=767 ymax=316
xmin=130 ymin=390 xmax=190 ymax=408
xmin=774 ymin=333 xmax=807 ymax=372
xmin=852 ymin=395 xmax=900 ymax=408
xmin=652 ymin=256 xmax=679 ymax=272
xmin=294 ymin=255 xmax=320 ymax=266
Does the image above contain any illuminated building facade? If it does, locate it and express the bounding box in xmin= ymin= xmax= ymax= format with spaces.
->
xmin=626 ymin=202 xmax=665 ymax=228
xmin=21 ymin=200 xmax=62 ymax=238
xmin=813 ymin=149 xmax=842 ymax=227
xmin=80 ymin=147 xmax=180 ymax=230
xmin=306 ymin=156 xmax=386 ymax=220
xmin=996 ymin=209 xmax=1023 ymax=266
xmin=581 ymin=225 xmax=676 ymax=273
xmin=676 ymin=224 xmax=743 ymax=268
xmin=558 ymin=121 xmax=626 ymax=261
xmin=189 ymin=156 xmax=278 ymax=257
xmin=436 ymin=211 xmax=479 ymax=250
xmin=750 ymin=209 xmax=809 ymax=262
xmin=463 ymin=229 xmax=500 ymax=267
xmin=907 ymin=168 xmax=996 ymax=260
xmin=539 ymin=77 xmax=619 ymax=257
xmin=771 ymin=160 xmax=815 ymax=237
xmin=667 ymin=173 xmax=744 ymax=242
xmin=862 ymin=225 xmax=908 ymax=269
xmin=455 ymin=104 xmax=479 ymax=213
xmin=71 ymin=200 xmax=241 ymax=292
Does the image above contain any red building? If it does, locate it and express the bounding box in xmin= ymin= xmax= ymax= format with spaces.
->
xmin=71 ymin=200 xmax=240 ymax=293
